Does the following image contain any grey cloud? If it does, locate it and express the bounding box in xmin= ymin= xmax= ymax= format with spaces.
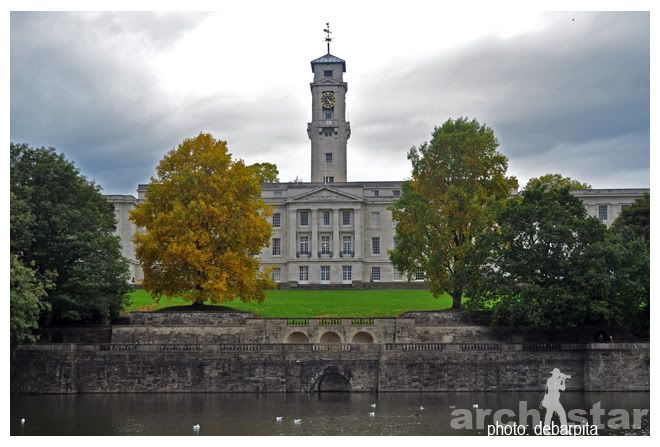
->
xmin=350 ymin=11 xmax=649 ymax=187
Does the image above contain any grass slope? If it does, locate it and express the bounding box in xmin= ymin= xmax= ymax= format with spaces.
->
xmin=126 ymin=288 xmax=452 ymax=318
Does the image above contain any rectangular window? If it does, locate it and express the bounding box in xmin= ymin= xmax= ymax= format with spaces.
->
xmin=299 ymin=266 xmax=309 ymax=282
xmin=371 ymin=237 xmax=381 ymax=255
xmin=272 ymin=267 xmax=281 ymax=282
xmin=370 ymin=211 xmax=380 ymax=227
xmin=323 ymin=176 xmax=334 ymax=184
xmin=274 ymin=190 xmax=283 ymax=198
xmin=325 ymin=112 xmax=332 ymax=120
xmin=415 ymin=270 xmax=425 ymax=281
xmin=393 ymin=268 xmax=403 ymax=281
xmin=342 ymin=265 xmax=352 ymax=282
xmin=322 ymin=210 xmax=331 ymax=226
xmin=371 ymin=267 xmax=381 ymax=281
xmin=393 ymin=190 xmax=400 ymax=197
xmin=323 ymin=70 xmax=333 ymax=77
xmin=342 ymin=210 xmax=351 ymax=225
xmin=321 ymin=265 xmax=330 ymax=282
xmin=598 ymin=205 xmax=608 ymax=221
xmin=374 ymin=190 xmax=379 ymax=197
xmin=321 ymin=235 xmax=331 ymax=255
xmin=272 ymin=212 xmax=280 ymax=228
xmin=325 ymin=152 xmax=333 ymax=163
xmin=300 ymin=210 xmax=309 ymax=226
xmin=342 ymin=235 xmax=352 ymax=254
xmin=272 ymin=238 xmax=281 ymax=256
xmin=299 ymin=236 xmax=309 ymax=255
xmin=323 ymin=127 xmax=334 ymax=136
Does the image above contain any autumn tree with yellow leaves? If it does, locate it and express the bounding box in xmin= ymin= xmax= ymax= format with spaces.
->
xmin=130 ymin=133 xmax=274 ymax=304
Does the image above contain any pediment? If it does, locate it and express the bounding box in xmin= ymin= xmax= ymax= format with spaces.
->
xmin=290 ymin=187 xmax=362 ymax=203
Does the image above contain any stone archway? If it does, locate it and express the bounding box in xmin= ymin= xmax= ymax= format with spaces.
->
xmin=310 ymin=366 xmax=352 ymax=392
xmin=319 ymin=331 xmax=342 ymax=344
xmin=351 ymin=331 xmax=374 ymax=344
xmin=287 ymin=331 xmax=309 ymax=343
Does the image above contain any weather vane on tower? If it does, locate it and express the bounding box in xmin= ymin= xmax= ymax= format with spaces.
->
xmin=323 ymin=22 xmax=332 ymax=54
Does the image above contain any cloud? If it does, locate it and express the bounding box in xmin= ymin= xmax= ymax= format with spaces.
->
xmin=10 ymin=11 xmax=649 ymax=194
xmin=350 ymin=11 xmax=649 ymax=187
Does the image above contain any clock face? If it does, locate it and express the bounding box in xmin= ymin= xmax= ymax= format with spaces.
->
xmin=321 ymin=91 xmax=336 ymax=109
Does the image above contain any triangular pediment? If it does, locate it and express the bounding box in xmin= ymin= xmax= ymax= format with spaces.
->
xmin=290 ymin=187 xmax=362 ymax=203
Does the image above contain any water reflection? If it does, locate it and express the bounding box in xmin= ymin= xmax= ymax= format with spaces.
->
xmin=11 ymin=392 xmax=649 ymax=436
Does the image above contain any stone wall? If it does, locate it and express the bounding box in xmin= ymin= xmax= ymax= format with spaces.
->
xmin=11 ymin=342 xmax=649 ymax=393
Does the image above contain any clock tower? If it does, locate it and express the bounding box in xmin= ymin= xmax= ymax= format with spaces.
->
xmin=307 ymin=24 xmax=350 ymax=183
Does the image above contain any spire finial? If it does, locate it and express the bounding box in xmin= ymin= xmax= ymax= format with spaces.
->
xmin=323 ymin=22 xmax=332 ymax=54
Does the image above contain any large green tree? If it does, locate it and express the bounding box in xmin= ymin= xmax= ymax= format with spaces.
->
xmin=466 ymin=184 xmax=648 ymax=331
xmin=10 ymin=143 xmax=130 ymax=322
xmin=390 ymin=117 xmax=518 ymax=308
xmin=129 ymin=133 xmax=274 ymax=304
xmin=612 ymin=194 xmax=650 ymax=246
xmin=10 ymin=255 xmax=52 ymax=349
xmin=525 ymin=173 xmax=591 ymax=191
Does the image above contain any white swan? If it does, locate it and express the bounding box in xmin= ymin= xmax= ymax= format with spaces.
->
xmin=20 ymin=418 xmax=26 ymax=424
xmin=293 ymin=419 xmax=302 ymax=424
xmin=276 ymin=416 xmax=283 ymax=422
xmin=472 ymin=404 xmax=478 ymax=408
xmin=370 ymin=403 xmax=376 ymax=408
xmin=368 ymin=412 xmax=375 ymax=417
xmin=419 ymin=405 xmax=425 ymax=410
xmin=193 ymin=424 xmax=200 ymax=431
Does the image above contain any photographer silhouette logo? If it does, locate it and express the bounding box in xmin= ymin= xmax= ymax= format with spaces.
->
xmin=541 ymin=368 xmax=570 ymax=428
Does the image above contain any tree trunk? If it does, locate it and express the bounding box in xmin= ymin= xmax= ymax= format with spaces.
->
xmin=451 ymin=288 xmax=462 ymax=309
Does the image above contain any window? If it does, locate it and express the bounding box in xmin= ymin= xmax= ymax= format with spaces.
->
xmin=371 ymin=237 xmax=381 ymax=255
xmin=272 ymin=213 xmax=280 ymax=228
xmin=342 ymin=235 xmax=352 ymax=254
xmin=322 ymin=210 xmax=331 ymax=226
xmin=323 ymin=127 xmax=334 ymax=136
xmin=415 ymin=270 xmax=425 ymax=281
xmin=393 ymin=190 xmax=400 ymax=197
xmin=299 ymin=266 xmax=309 ymax=282
xmin=598 ymin=205 xmax=608 ymax=221
xmin=370 ymin=211 xmax=380 ymax=227
xmin=393 ymin=268 xmax=403 ymax=281
xmin=300 ymin=210 xmax=309 ymax=226
xmin=272 ymin=268 xmax=281 ymax=282
xmin=342 ymin=265 xmax=352 ymax=282
xmin=392 ymin=236 xmax=397 ymax=249
xmin=272 ymin=238 xmax=281 ymax=256
xmin=374 ymin=190 xmax=379 ymax=197
xmin=321 ymin=235 xmax=331 ymax=255
xmin=342 ymin=210 xmax=351 ymax=225
xmin=299 ymin=236 xmax=309 ymax=255
xmin=325 ymin=112 xmax=332 ymax=120
xmin=325 ymin=152 xmax=333 ymax=163
xmin=371 ymin=267 xmax=381 ymax=281
xmin=323 ymin=70 xmax=333 ymax=77
xmin=323 ymin=176 xmax=334 ymax=184
xmin=274 ymin=190 xmax=283 ymax=198
xmin=321 ymin=265 xmax=330 ymax=282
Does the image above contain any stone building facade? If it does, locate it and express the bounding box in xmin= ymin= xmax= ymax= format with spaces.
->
xmin=106 ymin=49 xmax=649 ymax=286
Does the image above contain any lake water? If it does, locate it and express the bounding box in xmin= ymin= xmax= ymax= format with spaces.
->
xmin=11 ymin=391 xmax=649 ymax=436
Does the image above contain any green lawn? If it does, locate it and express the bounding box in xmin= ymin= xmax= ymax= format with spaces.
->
xmin=126 ymin=288 xmax=453 ymax=318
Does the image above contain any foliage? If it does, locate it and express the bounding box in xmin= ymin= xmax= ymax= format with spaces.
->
xmin=466 ymin=184 xmax=649 ymax=331
xmin=389 ymin=117 xmax=518 ymax=308
xmin=126 ymin=288 xmax=454 ymax=317
xmin=612 ymin=194 xmax=650 ymax=246
xmin=130 ymin=133 xmax=274 ymax=304
xmin=525 ymin=173 xmax=591 ymax=191
xmin=250 ymin=162 xmax=279 ymax=182
xmin=10 ymin=143 xmax=130 ymax=322
xmin=10 ymin=255 xmax=52 ymax=349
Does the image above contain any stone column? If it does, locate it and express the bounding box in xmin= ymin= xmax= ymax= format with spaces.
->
xmin=289 ymin=208 xmax=297 ymax=263
xmin=311 ymin=209 xmax=318 ymax=259
xmin=354 ymin=206 xmax=362 ymax=258
xmin=333 ymin=208 xmax=340 ymax=258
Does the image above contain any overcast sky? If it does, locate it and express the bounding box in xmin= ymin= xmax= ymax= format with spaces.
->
xmin=10 ymin=8 xmax=649 ymax=195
